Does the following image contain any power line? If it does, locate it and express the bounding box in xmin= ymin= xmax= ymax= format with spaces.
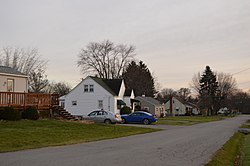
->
xmin=232 ymin=67 xmax=250 ymax=75
xmin=232 ymin=68 xmax=250 ymax=90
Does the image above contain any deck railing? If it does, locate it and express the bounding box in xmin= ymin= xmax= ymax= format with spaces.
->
xmin=0 ymin=92 xmax=59 ymax=109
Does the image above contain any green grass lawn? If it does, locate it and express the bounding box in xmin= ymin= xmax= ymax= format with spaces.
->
xmin=241 ymin=120 xmax=250 ymax=166
xmin=0 ymin=120 xmax=160 ymax=153
xmin=205 ymin=132 xmax=244 ymax=166
xmin=241 ymin=134 xmax=250 ymax=166
xmin=206 ymin=119 xmax=250 ymax=166
xmin=156 ymin=116 xmax=227 ymax=125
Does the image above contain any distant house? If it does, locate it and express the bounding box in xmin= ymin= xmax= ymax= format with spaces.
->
xmin=135 ymin=96 xmax=165 ymax=117
xmin=165 ymin=97 xmax=199 ymax=115
xmin=62 ymin=76 xmax=127 ymax=116
xmin=0 ymin=66 xmax=28 ymax=92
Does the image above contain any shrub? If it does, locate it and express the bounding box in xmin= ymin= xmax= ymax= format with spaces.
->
xmin=22 ymin=107 xmax=39 ymax=120
xmin=120 ymin=106 xmax=132 ymax=115
xmin=160 ymin=113 xmax=165 ymax=118
xmin=0 ymin=107 xmax=21 ymax=121
xmin=134 ymin=105 xmax=141 ymax=111
xmin=39 ymin=110 xmax=51 ymax=119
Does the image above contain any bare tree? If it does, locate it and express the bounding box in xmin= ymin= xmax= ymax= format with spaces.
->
xmin=47 ymin=82 xmax=71 ymax=97
xmin=0 ymin=46 xmax=47 ymax=75
xmin=177 ymin=88 xmax=191 ymax=100
xmin=77 ymin=40 xmax=135 ymax=79
xmin=216 ymin=72 xmax=237 ymax=97
xmin=28 ymin=69 xmax=49 ymax=93
xmin=156 ymin=88 xmax=177 ymax=103
xmin=190 ymin=72 xmax=237 ymax=97
xmin=228 ymin=89 xmax=250 ymax=114
xmin=190 ymin=70 xmax=238 ymax=114
xmin=189 ymin=72 xmax=201 ymax=96
xmin=0 ymin=46 xmax=48 ymax=92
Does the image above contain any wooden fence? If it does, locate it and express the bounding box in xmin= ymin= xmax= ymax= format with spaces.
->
xmin=0 ymin=92 xmax=59 ymax=110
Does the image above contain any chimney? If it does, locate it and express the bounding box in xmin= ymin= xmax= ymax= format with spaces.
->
xmin=170 ymin=96 xmax=173 ymax=115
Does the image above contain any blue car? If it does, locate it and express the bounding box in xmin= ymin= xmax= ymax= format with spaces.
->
xmin=121 ymin=111 xmax=157 ymax=125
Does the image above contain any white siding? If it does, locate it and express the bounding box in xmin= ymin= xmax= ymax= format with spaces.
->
xmin=114 ymin=96 xmax=121 ymax=114
xmin=165 ymin=97 xmax=187 ymax=115
xmin=192 ymin=108 xmax=199 ymax=115
xmin=123 ymin=90 xmax=135 ymax=109
xmin=59 ymin=95 xmax=66 ymax=108
xmin=65 ymin=77 xmax=115 ymax=115
xmin=118 ymin=80 xmax=125 ymax=98
xmin=123 ymin=97 xmax=131 ymax=108
xmin=0 ymin=74 xmax=28 ymax=92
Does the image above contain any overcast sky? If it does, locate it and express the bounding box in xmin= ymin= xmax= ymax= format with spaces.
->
xmin=1 ymin=0 xmax=250 ymax=91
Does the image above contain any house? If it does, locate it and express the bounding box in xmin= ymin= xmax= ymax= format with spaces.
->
xmin=62 ymin=76 xmax=127 ymax=116
xmin=165 ymin=97 xmax=199 ymax=116
xmin=0 ymin=66 xmax=28 ymax=92
xmin=135 ymin=96 xmax=165 ymax=117
xmin=0 ymin=66 xmax=58 ymax=110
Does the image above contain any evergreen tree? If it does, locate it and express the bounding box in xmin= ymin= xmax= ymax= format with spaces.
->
xmin=199 ymin=66 xmax=219 ymax=115
xmin=122 ymin=61 xmax=156 ymax=97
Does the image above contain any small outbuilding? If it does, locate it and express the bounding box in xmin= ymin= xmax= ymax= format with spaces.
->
xmin=0 ymin=66 xmax=28 ymax=92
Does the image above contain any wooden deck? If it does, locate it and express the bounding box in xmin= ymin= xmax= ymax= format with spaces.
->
xmin=0 ymin=92 xmax=59 ymax=110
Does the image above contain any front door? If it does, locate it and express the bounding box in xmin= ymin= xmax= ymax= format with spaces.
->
xmin=7 ymin=79 xmax=14 ymax=92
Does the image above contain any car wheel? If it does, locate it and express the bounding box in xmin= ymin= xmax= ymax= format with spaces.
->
xmin=121 ymin=118 xmax=126 ymax=124
xmin=143 ymin=118 xmax=150 ymax=125
xmin=104 ymin=119 xmax=112 ymax=124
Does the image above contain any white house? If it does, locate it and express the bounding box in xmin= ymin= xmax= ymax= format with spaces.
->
xmin=0 ymin=66 xmax=28 ymax=92
xmin=165 ymin=97 xmax=199 ymax=115
xmin=62 ymin=76 xmax=127 ymax=116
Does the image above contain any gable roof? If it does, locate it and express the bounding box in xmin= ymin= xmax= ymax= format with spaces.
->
xmin=136 ymin=96 xmax=162 ymax=106
xmin=0 ymin=66 xmax=27 ymax=77
xmin=171 ymin=96 xmax=198 ymax=108
xmin=90 ymin=76 xmax=122 ymax=96
xmin=124 ymin=89 xmax=133 ymax=96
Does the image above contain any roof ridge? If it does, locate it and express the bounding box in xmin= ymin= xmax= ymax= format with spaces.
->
xmin=90 ymin=76 xmax=122 ymax=96
xmin=0 ymin=66 xmax=27 ymax=76
xmin=136 ymin=96 xmax=161 ymax=106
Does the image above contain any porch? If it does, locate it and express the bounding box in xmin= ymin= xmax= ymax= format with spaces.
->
xmin=0 ymin=92 xmax=59 ymax=110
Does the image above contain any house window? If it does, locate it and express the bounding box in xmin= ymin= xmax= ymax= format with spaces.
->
xmin=72 ymin=101 xmax=77 ymax=106
xmin=84 ymin=84 xmax=94 ymax=92
xmin=89 ymin=85 xmax=94 ymax=92
xmin=60 ymin=101 xmax=65 ymax=108
xmin=7 ymin=79 xmax=14 ymax=92
xmin=84 ymin=85 xmax=89 ymax=92
xmin=98 ymin=100 xmax=103 ymax=109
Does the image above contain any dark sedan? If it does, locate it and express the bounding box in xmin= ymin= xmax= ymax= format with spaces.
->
xmin=121 ymin=111 xmax=157 ymax=125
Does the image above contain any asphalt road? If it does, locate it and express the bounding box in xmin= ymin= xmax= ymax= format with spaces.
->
xmin=1 ymin=115 xmax=249 ymax=166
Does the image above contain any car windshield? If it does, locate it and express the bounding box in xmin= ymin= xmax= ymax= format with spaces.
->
xmin=88 ymin=111 xmax=97 ymax=116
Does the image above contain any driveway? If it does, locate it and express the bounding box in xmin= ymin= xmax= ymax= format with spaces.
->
xmin=0 ymin=115 xmax=249 ymax=166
